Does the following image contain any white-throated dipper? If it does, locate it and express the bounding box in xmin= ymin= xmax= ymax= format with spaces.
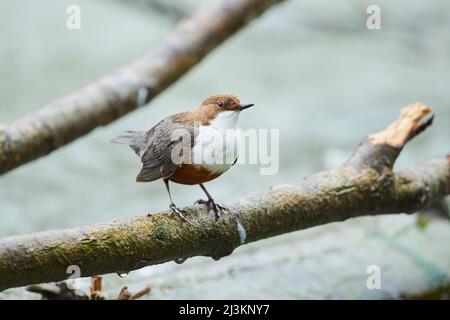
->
xmin=112 ymin=93 xmax=254 ymax=222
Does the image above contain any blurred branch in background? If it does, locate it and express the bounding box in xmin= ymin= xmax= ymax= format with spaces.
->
xmin=124 ymin=0 xmax=194 ymax=21
xmin=0 ymin=103 xmax=448 ymax=291
xmin=0 ymin=0 xmax=286 ymax=175
xmin=26 ymin=276 xmax=150 ymax=300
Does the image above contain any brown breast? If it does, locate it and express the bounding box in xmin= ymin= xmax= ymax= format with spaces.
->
xmin=169 ymin=164 xmax=223 ymax=185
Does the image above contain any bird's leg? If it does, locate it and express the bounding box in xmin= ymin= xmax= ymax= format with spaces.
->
xmin=195 ymin=183 xmax=228 ymax=221
xmin=164 ymin=179 xmax=190 ymax=223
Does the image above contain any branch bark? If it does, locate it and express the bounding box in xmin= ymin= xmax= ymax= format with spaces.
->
xmin=0 ymin=0 xmax=285 ymax=175
xmin=0 ymin=103 xmax=448 ymax=291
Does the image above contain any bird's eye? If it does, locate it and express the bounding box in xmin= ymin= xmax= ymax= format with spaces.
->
xmin=218 ymin=101 xmax=224 ymax=107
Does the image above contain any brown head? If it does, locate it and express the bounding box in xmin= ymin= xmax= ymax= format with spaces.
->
xmin=194 ymin=93 xmax=254 ymax=125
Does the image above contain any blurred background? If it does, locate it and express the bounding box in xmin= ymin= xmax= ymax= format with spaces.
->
xmin=0 ymin=0 xmax=449 ymax=299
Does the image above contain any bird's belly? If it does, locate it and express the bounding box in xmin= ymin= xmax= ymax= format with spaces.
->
xmin=190 ymin=126 xmax=239 ymax=176
xmin=169 ymin=164 xmax=223 ymax=185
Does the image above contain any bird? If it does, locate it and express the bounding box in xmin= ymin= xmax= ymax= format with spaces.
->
xmin=112 ymin=93 xmax=254 ymax=222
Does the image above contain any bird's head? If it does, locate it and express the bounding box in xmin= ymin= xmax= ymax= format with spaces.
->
xmin=197 ymin=93 xmax=254 ymax=128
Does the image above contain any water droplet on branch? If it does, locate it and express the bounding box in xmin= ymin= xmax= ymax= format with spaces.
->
xmin=117 ymin=271 xmax=129 ymax=278
xmin=174 ymin=257 xmax=187 ymax=264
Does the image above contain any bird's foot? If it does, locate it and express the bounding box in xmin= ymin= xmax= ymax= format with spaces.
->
xmin=169 ymin=204 xmax=191 ymax=224
xmin=194 ymin=199 xmax=229 ymax=221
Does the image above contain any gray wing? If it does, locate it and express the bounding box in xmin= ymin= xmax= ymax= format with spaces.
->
xmin=136 ymin=118 xmax=196 ymax=182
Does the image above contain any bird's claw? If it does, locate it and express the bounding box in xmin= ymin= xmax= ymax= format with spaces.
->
xmin=169 ymin=204 xmax=191 ymax=224
xmin=211 ymin=202 xmax=229 ymax=222
xmin=194 ymin=199 xmax=229 ymax=221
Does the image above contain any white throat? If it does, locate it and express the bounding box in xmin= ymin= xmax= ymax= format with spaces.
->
xmin=209 ymin=111 xmax=240 ymax=129
xmin=192 ymin=110 xmax=241 ymax=175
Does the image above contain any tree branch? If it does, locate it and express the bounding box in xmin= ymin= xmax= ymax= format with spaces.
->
xmin=0 ymin=0 xmax=286 ymax=175
xmin=0 ymin=103 xmax=450 ymax=290
xmin=0 ymin=103 xmax=448 ymax=291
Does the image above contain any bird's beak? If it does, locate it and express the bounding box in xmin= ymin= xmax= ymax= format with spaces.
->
xmin=238 ymin=103 xmax=254 ymax=111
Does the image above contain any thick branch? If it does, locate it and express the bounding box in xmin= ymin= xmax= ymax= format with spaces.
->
xmin=0 ymin=104 xmax=448 ymax=291
xmin=0 ymin=0 xmax=285 ymax=175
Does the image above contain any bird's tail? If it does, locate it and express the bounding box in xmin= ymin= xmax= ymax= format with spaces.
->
xmin=111 ymin=130 xmax=145 ymax=145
